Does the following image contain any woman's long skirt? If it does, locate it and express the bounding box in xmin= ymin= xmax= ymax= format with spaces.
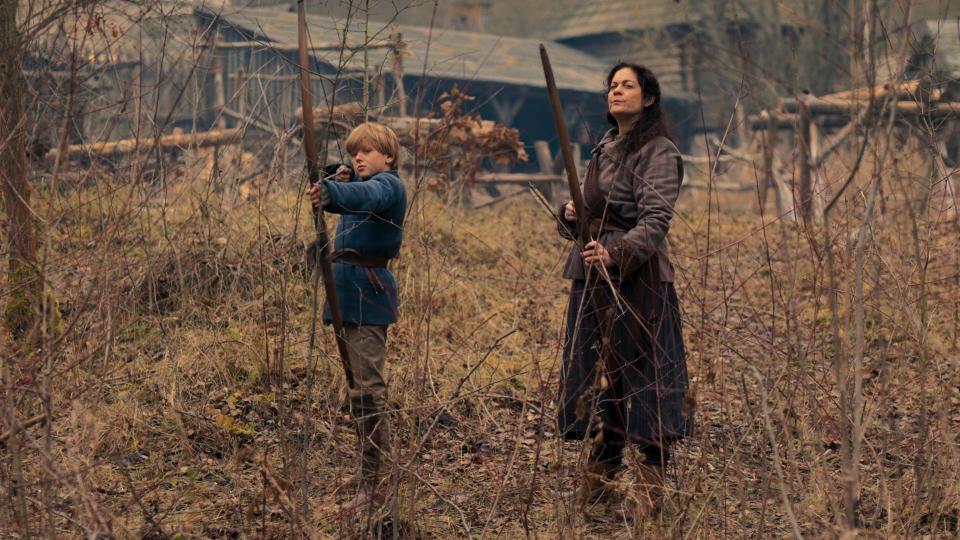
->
xmin=558 ymin=279 xmax=693 ymax=446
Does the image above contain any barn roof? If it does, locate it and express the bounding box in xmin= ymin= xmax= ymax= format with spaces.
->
xmin=196 ymin=3 xmax=605 ymax=94
xmin=546 ymin=0 xmax=807 ymax=40
xmin=28 ymin=1 xmax=196 ymax=67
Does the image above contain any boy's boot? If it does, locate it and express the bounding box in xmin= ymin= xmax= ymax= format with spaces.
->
xmin=339 ymin=410 xmax=389 ymax=514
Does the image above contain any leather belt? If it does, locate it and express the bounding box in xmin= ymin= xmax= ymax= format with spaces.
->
xmin=331 ymin=248 xmax=388 ymax=292
xmin=587 ymin=218 xmax=628 ymax=238
xmin=331 ymin=248 xmax=388 ymax=268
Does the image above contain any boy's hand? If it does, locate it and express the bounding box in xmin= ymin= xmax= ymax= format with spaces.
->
xmin=308 ymin=182 xmax=330 ymax=208
xmin=334 ymin=165 xmax=353 ymax=182
xmin=563 ymin=200 xmax=577 ymax=221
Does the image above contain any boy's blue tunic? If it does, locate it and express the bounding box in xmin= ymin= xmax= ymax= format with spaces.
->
xmin=320 ymin=169 xmax=406 ymax=326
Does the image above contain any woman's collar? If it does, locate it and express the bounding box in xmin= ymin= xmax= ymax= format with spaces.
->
xmin=598 ymin=128 xmax=623 ymax=155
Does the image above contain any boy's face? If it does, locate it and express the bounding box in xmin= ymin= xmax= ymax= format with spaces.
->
xmin=352 ymin=146 xmax=394 ymax=178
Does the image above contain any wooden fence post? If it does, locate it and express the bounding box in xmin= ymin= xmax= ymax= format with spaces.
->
xmin=759 ymin=110 xmax=776 ymax=212
xmin=390 ymin=29 xmax=406 ymax=116
xmin=533 ymin=140 xmax=555 ymax=202
xmin=809 ymin=119 xmax=827 ymax=220
xmin=211 ymin=41 xmax=227 ymax=130
xmin=798 ymin=95 xmax=814 ymax=226
xmin=236 ymin=67 xmax=246 ymax=126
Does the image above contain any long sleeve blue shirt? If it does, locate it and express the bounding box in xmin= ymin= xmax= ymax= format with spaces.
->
xmin=320 ymin=169 xmax=406 ymax=326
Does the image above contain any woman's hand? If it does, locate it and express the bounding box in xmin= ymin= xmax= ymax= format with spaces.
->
xmin=563 ymin=200 xmax=576 ymax=221
xmin=581 ymin=240 xmax=613 ymax=268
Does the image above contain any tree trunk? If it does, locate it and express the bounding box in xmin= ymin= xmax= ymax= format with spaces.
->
xmin=1 ymin=0 xmax=40 ymax=339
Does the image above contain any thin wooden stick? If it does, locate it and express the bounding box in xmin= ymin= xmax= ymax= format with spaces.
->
xmin=0 ymin=414 xmax=48 ymax=445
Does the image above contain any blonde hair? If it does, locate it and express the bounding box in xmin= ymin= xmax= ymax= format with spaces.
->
xmin=345 ymin=122 xmax=401 ymax=168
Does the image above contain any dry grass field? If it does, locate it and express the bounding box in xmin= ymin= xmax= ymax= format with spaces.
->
xmin=2 ymin=134 xmax=959 ymax=538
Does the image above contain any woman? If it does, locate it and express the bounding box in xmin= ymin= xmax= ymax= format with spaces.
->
xmin=557 ymin=62 xmax=693 ymax=520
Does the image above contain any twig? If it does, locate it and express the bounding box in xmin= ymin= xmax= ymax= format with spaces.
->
xmin=0 ymin=413 xmax=48 ymax=445
xmin=813 ymin=104 xmax=873 ymax=168
xmin=527 ymin=183 xmax=581 ymax=248
xmin=472 ymin=188 xmax=527 ymax=210
xmin=411 ymin=469 xmax=473 ymax=539
xmin=748 ymin=366 xmax=804 ymax=539
xmin=449 ymin=329 xmax=518 ymax=402
xmin=262 ymin=460 xmax=317 ymax=537
xmin=707 ymin=137 xmax=761 ymax=164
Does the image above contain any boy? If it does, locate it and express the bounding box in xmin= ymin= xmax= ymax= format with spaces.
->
xmin=307 ymin=122 xmax=406 ymax=513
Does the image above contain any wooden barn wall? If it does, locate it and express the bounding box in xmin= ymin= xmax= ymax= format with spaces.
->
xmin=23 ymin=56 xmax=207 ymax=148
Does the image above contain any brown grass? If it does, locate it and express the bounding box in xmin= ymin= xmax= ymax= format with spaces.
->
xmin=2 ymin=132 xmax=959 ymax=539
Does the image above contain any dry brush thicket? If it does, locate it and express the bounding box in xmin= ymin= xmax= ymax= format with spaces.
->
xmin=1 ymin=124 xmax=958 ymax=538
xmin=3 ymin=4 xmax=960 ymax=540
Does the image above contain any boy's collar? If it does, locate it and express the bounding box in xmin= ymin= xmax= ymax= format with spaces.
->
xmin=357 ymin=169 xmax=398 ymax=180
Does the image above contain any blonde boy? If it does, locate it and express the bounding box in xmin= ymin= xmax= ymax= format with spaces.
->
xmin=308 ymin=123 xmax=406 ymax=513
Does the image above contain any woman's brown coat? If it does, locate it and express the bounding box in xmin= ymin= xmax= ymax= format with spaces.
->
xmin=557 ymin=129 xmax=692 ymax=446
xmin=560 ymin=131 xmax=683 ymax=282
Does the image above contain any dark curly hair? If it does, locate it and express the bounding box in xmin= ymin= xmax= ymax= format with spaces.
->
xmin=605 ymin=62 xmax=672 ymax=158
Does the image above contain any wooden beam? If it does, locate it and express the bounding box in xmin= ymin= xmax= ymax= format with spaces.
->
xmin=379 ymin=116 xmax=499 ymax=145
xmin=297 ymin=102 xmax=366 ymax=126
xmin=783 ymin=96 xmax=868 ymax=115
xmin=895 ymin=102 xmax=960 ymax=115
xmin=819 ymin=79 xmax=921 ymax=102
xmin=748 ymin=112 xmax=852 ymax=130
xmin=782 ymin=98 xmax=960 ymax=116
xmin=212 ymin=50 xmax=227 ymax=130
xmin=225 ymin=72 xmax=368 ymax=82
xmin=210 ymin=39 xmax=394 ymax=51
xmin=296 ymin=105 xmax=512 ymax=151
xmin=47 ymin=128 xmax=244 ymax=161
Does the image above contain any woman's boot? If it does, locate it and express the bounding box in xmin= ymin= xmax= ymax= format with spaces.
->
xmin=614 ymin=461 xmax=664 ymax=521
xmin=577 ymin=457 xmax=621 ymax=506
xmin=577 ymin=435 xmax=624 ymax=510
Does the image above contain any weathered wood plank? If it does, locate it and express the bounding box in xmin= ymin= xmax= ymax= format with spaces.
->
xmin=47 ymin=128 xmax=244 ymax=160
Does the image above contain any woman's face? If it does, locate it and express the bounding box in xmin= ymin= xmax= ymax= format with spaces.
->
xmin=607 ymin=67 xmax=654 ymax=120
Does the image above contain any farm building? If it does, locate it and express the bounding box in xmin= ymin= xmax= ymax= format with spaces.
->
xmin=906 ymin=19 xmax=960 ymax=86
xmin=893 ymin=18 xmax=960 ymax=163
xmin=23 ymin=1 xmax=205 ymax=151
xmin=21 ymin=0 xmax=613 ymax=171
xmin=194 ymin=2 xmax=608 ymax=168
xmin=544 ymin=0 xmax=819 ymax=148
xmin=21 ymin=0 xmax=959 ymax=167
